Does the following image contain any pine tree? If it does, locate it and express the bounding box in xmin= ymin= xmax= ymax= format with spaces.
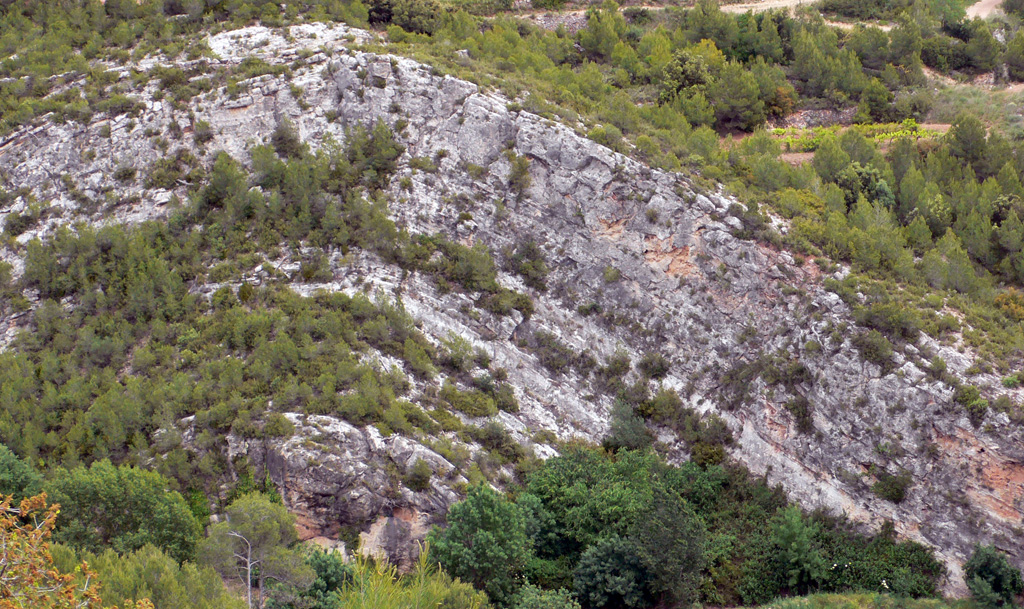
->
xmin=771 ymin=507 xmax=826 ymax=595
xmin=709 ymin=61 xmax=766 ymax=131
xmin=906 ymin=214 xmax=934 ymax=254
xmin=998 ymin=209 xmax=1024 ymax=254
xmin=859 ymin=78 xmax=893 ymax=123
xmin=813 ymin=135 xmax=852 ymax=183
xmin=948 ymin=113 xmax=988 ymax=167
xmin=201 ymin=493 xmax=314 ymax=609
xmin=899 ymin=165 xmax=927 ymax=221
xmin=959 ymin=208 xmax=995 ymax=266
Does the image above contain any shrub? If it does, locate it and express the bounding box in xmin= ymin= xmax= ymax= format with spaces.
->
xmin=955 ymin=385 xmax=989 ymax=426
xmin=513 ymin=584 xmax=581 ymax=609
xmin=851 ymin=330 xmax=893 ymax=370
xmin=264 ymin=413 xmax=295 ymax=438
xmin=193 ymin=120 xmax=214 ymax=144
xmin=506 ymin=240 xmax=550 ymax=292
xmin=468 ymin=421 xmax=525 ymax=463
xmin=237 ymin=282 xmax=255 ymax=303
xmin=404 ymin=458 xmax=433 ymax=492
xmin=573 ymin=536 xmax=653 ymax=609
xmin=507 ymin=152 xmax=532 ymax=199
xmin=3 ymin=211 xmax=37 ymax=236
xmin=441 ymin=381 xmax=497 ymax=417
xmin=272 ymin=119 xmax=304 ymax=158
xmin=872 ymin=469 xmax=912 ymax=503
xmin=602 ymin=401 xmax=652 ymax=452
xmin=638 ymin=352 xmax=670 ymax=379
xmin=114 ymin=165 xmax=137 ymax=183
xmin=404 ymin=338 xmax=437 ymax=379
xmin=964 ymin=545 xmax=1024 ymax=609
xmin=529 ymin=330 xmax=576 ymax=375
xmin=784 ymin=395 xmax=814 ymax=433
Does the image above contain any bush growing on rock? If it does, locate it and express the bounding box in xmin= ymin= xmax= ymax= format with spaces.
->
xmin=403 ymin=458 xmax=433 ymax=492
xmin=871 ymin=469 xmax=913 ymax=503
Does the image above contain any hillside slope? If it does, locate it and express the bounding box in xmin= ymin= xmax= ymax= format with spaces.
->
xmin=1 ymin=23 xmax=1021 ymax=594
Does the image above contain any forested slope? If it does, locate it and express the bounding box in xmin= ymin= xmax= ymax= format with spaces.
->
xmin=2 ymin=0 xmax=1024 ymax=607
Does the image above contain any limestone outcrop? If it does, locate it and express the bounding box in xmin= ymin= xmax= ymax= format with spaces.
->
xmin=1 ymin=23 xmax=1021 ymax=594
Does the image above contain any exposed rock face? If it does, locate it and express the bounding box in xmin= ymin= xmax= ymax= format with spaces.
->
xmin=213 ymin=414 xmax=461 ymax=568
xmin=1 ymin=23 xmax=1022 ymax=594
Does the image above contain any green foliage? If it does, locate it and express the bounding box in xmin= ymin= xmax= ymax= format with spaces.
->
xmin=428 ymin=485 xmax=532 ymax=605
xmin=56 ymin=543 xmax=245 ymax=609
xmin=772 ymin=506 xmax=826 ymax=595
xmin=955 ymin=384 xmax=989 ymax=426
xmin=404 ymin=458 xmax=433 ymax=492
xmin=329 ymin=551 xmax=490 ymax=609
xmin=872 ymin=469 xmax=913 ymax=503
xmin=0 ymin=122 xmax=535 ymax=497
xmin=965 ymin=545 xmax=1024 ymax=609
xmin=46 ymin=461 xmax=202 ymax=563
xmin=0 ymin=443 xmax=42 ymax=503
xmin=201 ymin=493 xmax=315 ymax=609
xmin=602 ymin=401 xmax=653 ymax=453
xmin=572 ymin=536 xmax=652 ymax=609
xmin=851 ymin=330 xmax=894 ymax=370
xmin=505 ymin=240 xmax=550 ymax=292
xmin=264 ymin=413 xmax=295 ymax=438
xmin=300 ymin=549 xmax=353 ymax=609
xmin=441 ymin=380 xmax=498 ymax=417
xmin=507 ymin=152 xmax=532 ymax=199
xmin=272 ymin=119 xmax=305 ymax=159
xmin=513 ymin=585 xmax=580 ymax=609
xmin=468 ymin=421 xmax=525 ymax=463
xmin=637 ymin=352 xmax=670 ymax=379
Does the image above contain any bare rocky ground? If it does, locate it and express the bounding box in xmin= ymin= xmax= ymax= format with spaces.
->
xmin=1 ymin=23 xmax=1022 ymax=593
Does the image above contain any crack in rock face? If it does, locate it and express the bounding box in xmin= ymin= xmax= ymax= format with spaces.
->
xmin=1 ymin=23 xmax=1021 ymax=594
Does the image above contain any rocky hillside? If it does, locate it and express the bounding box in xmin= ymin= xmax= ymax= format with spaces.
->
xmin=1 ymin=23 xmax=1021 ymax=594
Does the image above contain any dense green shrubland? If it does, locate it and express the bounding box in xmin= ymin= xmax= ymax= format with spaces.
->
xmin=430 ymin=447 xmax=946 ymax=608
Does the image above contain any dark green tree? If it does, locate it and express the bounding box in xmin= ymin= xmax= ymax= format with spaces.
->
xmin=1005 ymin=33 xmax=1024 ymax=81
xmin=0 ymin=443 xmax=42 ymax=503
xmin=948 ymin=113 xmax=987 ymax=168
xmin=813 ymin=135 xmax=852 ymax=183
xmin=427 ymin=485 xmax=532 ymax=606
xmin=857 ymin=78 xmax=893 ymax=123
xmin=301 ymin=549 xmax=352 ymax=609
xmin=771 ymin=506 xmax=826 ymax=595
xmin=572 ymin=536 xmax=652 ymax=609
xmin=709 ymin=61 xmax=766 ymax=131
xmin=964 ymin=545 xmax=1024 ymax=608
xmin=46 ymin=461 xmax=202 ymax=564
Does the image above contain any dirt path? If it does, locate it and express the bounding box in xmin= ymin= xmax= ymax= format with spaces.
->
xmin=966 ymin=0 xmax=1003 ymax=19
xmin=719 ymin=0 xmax=815 ymax=13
